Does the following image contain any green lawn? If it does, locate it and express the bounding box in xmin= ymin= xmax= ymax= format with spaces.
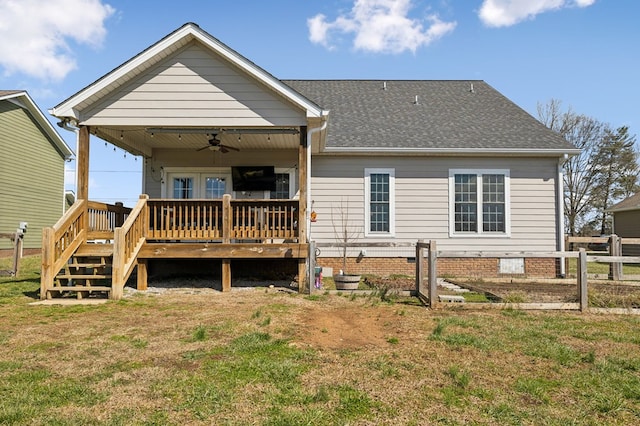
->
xmin=566 ymin=256 xmax=640 ymax=276
xmin=1 ymin=256 xmax=640 ymax=424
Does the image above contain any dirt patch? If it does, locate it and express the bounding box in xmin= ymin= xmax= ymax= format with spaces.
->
xmin=296 ymin=301 xmax=397 ymax=350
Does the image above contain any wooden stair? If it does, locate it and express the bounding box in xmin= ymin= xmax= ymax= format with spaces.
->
xmin=49 ymin=243 xmax=114 ymax=299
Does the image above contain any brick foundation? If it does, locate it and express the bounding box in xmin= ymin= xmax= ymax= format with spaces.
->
xmin=318 ymin=256 xmax=558 ymax=278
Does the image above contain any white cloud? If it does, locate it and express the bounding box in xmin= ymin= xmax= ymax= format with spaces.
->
xmin=0 ymin=0 xmax=115 ymax=81
xmin=308 ymin=0 xmax=456 ymax=53
xmin=479 ymin=0 xmax=596 ymax=27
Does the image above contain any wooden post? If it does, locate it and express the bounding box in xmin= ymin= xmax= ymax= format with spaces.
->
xmin=577 ymin=248 xmax=588 ymax=312
xmin=11 ymin=232 xmax=22 ymax=277
xmin=298 ymin=258 xmax=307 ymax=294
xmin=564 ymin=235 xmax=570 ymax=278
xmin=115 ymin=202 xmax=126 ymax=227
xmin=40 ymin=227 xmax=54 ymax=300
xmin=136 ymin=259 xmax=148 ymax=291
xmin=608 ymin=234 xmax=622 ymax=281
xmin=222 ymin=259 xmax=231 ymax=292
xmin=428 ymin=240 xmax=438 ymax=308
xmin=298 ymin=126 xmax=308 ymax=244
xmin=222 ymin=194 xmax=232 ymax=292
xmin=307 ymin=240 xmax=316 ymax=294
xmin=77 ymin=126 xmax=90 ymax=201
xmin=110 ymin=227 xmax=124 ymax=300
xmin=415 ymin=239 xmax=424 ymax=297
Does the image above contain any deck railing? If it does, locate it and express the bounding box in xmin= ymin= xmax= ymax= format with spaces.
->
xmin=41 ymin=195 xmax=302 ymax=299
xmin=87 ymin=201 xmax=132 ymax=239
xmin=112 ymin=195 xmax=149 ymax=298
xmin=230 ymin=199 xmax=298 ymax=241
xmin=146 ymin=195 xmax=299 ymax=242
xmin=41 ymin=199 xmax=89 ymax=296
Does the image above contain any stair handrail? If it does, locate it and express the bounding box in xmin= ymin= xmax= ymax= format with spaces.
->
xmin=111 ymin=195 xmax=149 ymax=299
xmin=40 ymin=199 xmax=89 ymax=299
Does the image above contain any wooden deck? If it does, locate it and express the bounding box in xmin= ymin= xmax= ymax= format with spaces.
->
xmin=41 ymin=195 xmax=308 ymax=300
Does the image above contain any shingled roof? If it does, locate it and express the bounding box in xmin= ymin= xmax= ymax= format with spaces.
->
xmin=284 ymin=80 xmax=576 ymax=153
xmin=608 ymin=192 xmax=640 ymax=212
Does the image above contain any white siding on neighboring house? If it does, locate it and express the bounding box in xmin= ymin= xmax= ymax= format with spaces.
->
xmin=82 ymin=43 xmax=306 ymax=127
xmin=310 ymin=156 xmax=558 ymax=258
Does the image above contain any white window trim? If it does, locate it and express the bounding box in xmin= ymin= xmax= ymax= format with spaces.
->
xmin=162 ymin=167 xmax=232 ymax=198
xmin=364 ymin=168 xmax=395 ymax=237
xmin=161 ymin=167 xmax=294 ymax=199
xmin=448 ymin=168 xmax=511 ymax=238
xmin=271 ymin=167 xmax=296 ymax=199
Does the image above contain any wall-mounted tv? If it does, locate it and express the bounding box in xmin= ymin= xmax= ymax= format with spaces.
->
xmin=232 ymin=166 xmax=276 ymax=192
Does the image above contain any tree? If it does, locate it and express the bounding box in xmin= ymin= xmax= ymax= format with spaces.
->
xmin=537 ymin=99 xmax=606 ymax=235
xmin=589 ymin=126 xmax=639 ymax=234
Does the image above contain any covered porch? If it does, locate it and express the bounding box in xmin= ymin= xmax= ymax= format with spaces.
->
xmin=41 ymin=23 xmax=328 ymax=299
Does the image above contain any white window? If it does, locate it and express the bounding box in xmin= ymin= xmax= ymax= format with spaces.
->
xmin=269 ymin=169 xmax=295 ymax=199
xmin=365 ymin=168 xmax=395 ymax=236
xmin=163 ymin=168 xmax=231 ymax=199
xmin=449 ymin=169 xmax=510 ymax=237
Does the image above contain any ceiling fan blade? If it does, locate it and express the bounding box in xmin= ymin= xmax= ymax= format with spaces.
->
xmin=220 ymin=144 xmax=240 ymax=152
xmin=196 ymin=145 xmax=210 ymax=151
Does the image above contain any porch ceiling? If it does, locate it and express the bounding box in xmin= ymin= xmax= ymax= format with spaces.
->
xmin=93 ymin=125 xmax=301 ymax=157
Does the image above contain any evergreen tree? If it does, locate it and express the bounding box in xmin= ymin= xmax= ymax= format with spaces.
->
xmin=590 ymin=126 xmax=639 ymax=234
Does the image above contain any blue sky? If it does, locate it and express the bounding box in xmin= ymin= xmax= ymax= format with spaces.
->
xmin=1 ymin=0 xmax=638 ymax=205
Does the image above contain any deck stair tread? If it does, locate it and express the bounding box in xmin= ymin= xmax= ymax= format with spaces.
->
xmin=56 ymin=274 xmax=110 ymax=280
xmin=51 ymin=285 xmax=112 ymax=292
xmin=67 ymin=263 xmax=107 ymax=268
xmin=75 ymin=243 xmax=114 ymax=257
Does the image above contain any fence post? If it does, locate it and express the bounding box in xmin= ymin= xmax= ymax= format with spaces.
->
xmin=415 ymin=239 xmax=424 ymax=298
xmin=608 ymin=234 xmax=622 ymax=281
xmin=577 ymin=248 xmax=588 ymax=312
xmin=428 ymin=240 xmax=438 ymax=308
xmin=307 ymin=240 xmax=316 ymax=294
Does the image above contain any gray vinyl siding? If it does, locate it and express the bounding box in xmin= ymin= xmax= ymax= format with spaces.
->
xmin=144 ymin=149 xmax=299 ymax=198
xmin=0 ymin=101 xmax=66 ymax=249
xmin=613 ymin=211 xmax=640 ymax=256
xmin=82 ymin=43 xmax=306 ymax=127
xmin=310 ymin=156 xmax=559 ymax=257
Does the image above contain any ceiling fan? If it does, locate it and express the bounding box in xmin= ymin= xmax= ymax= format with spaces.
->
xmin=196 ymin=134 xmax=240 ymax=153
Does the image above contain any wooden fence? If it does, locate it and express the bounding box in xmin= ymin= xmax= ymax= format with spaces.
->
xmin=566 ymin=235 xmax=640 ymax=280
xmin=313 ymin=240 xmax=640 ymax=312
xmin=0 ymin=223 xmax=27 ymax=277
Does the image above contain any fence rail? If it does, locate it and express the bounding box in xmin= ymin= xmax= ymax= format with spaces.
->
xmin=312 ymin=240 xmax=640 ymax=312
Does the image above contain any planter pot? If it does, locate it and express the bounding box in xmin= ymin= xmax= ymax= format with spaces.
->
xmin=334 ymin=274 xmax=361 ymax=290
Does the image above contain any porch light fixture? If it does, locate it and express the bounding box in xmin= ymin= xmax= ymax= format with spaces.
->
xmin=144 ymin=127 xmax=299 ymax=135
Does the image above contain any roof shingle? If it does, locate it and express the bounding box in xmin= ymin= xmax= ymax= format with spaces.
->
xmin=284 ymin=80 xmax=575 ymax=152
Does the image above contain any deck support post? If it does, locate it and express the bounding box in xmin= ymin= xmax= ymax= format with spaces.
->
xmin=137 ymin=259 xmax=148 ymax=291
xmin=77 ymin=126 xmax=90 ymax=201
xmin=222 ymin=259 xmax=231 ymax=292
xmin=298 ymin=258 xmax=308 ymax=294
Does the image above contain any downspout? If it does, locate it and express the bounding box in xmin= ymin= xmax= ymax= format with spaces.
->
xmin=306 ymin=120 xmax=328 ymax=240
xmin=557 ymin=154 xmax=567 ymax=277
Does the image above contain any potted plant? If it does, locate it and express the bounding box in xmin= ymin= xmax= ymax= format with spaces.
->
xmin=332 ymin=198 xmax=362 ymax=290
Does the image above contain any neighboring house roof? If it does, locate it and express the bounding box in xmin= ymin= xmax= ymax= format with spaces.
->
xmin=284 ymin=80 xmax=579 ymax=155
xmin=607 ymin=193 xmax=640 ymax=213
xmin=51 ymin=22 xmax=327 ymax=122
xmin=1 ymin=90 xmax=74 ymax=159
